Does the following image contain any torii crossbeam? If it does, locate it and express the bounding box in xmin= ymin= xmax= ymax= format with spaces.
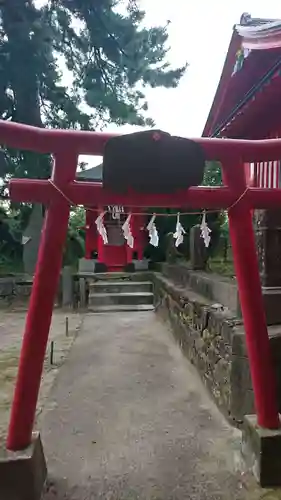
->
xmin=1 ymin=120 xmax=281 ymax=452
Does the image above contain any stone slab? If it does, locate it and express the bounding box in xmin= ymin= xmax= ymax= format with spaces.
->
xmin=242 ymin=414 xmax=281 ymax=487
xmin=88 ymin=304 xmax=155 ymax=313
xmin=79 ymin=258 xmax=97 ymax=274
xmin=90 ymin=281 xmax=152 ymax=294
xmin=189 ymin=224 xmax=207 ymax=270
xmin=132 ymin=259 xmax=149 ymax=271
xmin=0 ymin=432 xmax=47 ymax=500
xmin=62 ymin=266 xmax=74 ymax=307
xmin=262 ymin=287 xmax=281 ymax=325
xmin=161 ymin=263 xmax=240 ymax=316
xmin=89 ymin=291 xmax=154 ymax=307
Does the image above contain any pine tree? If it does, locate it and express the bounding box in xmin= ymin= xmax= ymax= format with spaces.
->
xmin=0 ymin=0 xmax=186 ymax=181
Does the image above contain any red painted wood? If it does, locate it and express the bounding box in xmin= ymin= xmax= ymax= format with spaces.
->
xmin=6 ymin=151 xmax=78 ymax=451
xmin=9 ymin=179 xmax=281 ymax=210
xmin=3 ymin=121 xmax=281 ymax=452
xmin=224 ymin=160 xmax=279 ymax=429
xmin=103 ymin=245 xmax=127 ymax=270
xmin=3 ymin=119 xmax=281 ymax=161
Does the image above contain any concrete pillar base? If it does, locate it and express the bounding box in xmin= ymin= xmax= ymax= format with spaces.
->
xmin=0 ymin=432 xmax=47 ymax=500
xmin=262 ymin=287 xmax=281 ymax=325
xmin=242 ymin=414 xmax=281 ymax=487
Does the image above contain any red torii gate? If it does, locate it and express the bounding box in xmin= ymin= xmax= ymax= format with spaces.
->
xmin=1 ymin=120 xmax=281 ymax=452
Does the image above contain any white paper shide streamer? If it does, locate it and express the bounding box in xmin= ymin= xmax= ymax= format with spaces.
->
xmin=200 ymin=211 xmax=211 ymax=248
xmin=146 ymin=214 xmax=159 ymax=247
xmin=122 ymin=214 xmax=134 ymax=249
xmin=173 ymin=213 xmax=186 ymax=247
xmin=95 ymin=211 xmax=108 ymax=244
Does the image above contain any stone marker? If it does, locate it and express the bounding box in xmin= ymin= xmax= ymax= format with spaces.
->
xmin=190 ymin=224 xmax=207 ymax=270
xmin=62 ymin=266 xmax=73 ymax=307
xmin=22 ymin=205 xmax=44 ymax=276
xmin=79 ymin=277 xmax=87 ymax=308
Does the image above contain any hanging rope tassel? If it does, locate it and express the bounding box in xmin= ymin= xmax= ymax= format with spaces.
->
xmin=146 ymin=214 xmax=159 ymax=247
xmin=173 ymin=212 xmax=186 ymax=247
xmin=200 ymin=210 xmax=212 ymax=248
xmin=95 ymin=211 xmax=108 ymax=244
xmin=122 ymin=214 xmax=134 ymax=249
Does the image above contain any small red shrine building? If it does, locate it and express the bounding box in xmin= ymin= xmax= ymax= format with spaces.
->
xmin=77 ymin=164 xmax=147 ymax=272
xmin=203 ymin=13 xmax=281 ymax=323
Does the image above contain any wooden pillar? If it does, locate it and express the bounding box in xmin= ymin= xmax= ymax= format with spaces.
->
xmin=223 ymin=158 xmax=279 ymax=429
xmin=97 ymin=207 xmax=106 ymax=264
xmin=134 ymin=212 xmax=146 ymax=260
xmin=125 ymin=207 xmax=133 ymax=264
xmin=255 ymin=208 xmax=281 ymax=324
xmin=85 ymin=209 xmax=98 ymax=260
xmin=253 ymin=128 xmax=281 ymax=324
xmin=85 ymin=210 xmax=92 ymax=259
xmin=7 ymin=151 xmax=78 ymax=450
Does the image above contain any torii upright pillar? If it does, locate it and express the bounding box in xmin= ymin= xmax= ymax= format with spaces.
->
xmin=7 ymin=150 xmax=78 ymax=451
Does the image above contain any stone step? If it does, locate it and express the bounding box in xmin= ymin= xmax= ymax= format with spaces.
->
xmin=89 ymin=291 xmax=154 ymax=307
xmin=91 ymin=272 xmax=134 ymax=281
xmin=90 ymin=281 xmax=153 ymax=294
xmin=88 ymin=304 xmax=155 ymax=313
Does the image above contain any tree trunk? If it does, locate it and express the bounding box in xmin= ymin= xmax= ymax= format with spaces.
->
xmin=1 ymin=0 xmax=43 ymax=126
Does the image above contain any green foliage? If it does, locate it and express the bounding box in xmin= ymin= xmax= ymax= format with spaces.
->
xmin=0 ymin=202 xmax=23 ymax=273
xmin=203 ymin=161 xmax=222 ymax=186
xmin=63 ymin=207 xmax=85 ymax=267
xmin=0 ymin=0 xmax=186 ymax=268
xmin=0 ymin=0 xmax=186 ymax=189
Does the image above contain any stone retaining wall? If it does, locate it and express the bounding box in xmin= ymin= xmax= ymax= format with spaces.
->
xmin=160 ymin=263 xmax=240 ymax=316
xmin=0 ymin=278 xmax=33 ymax=303
xmin=153 ymin=272 xmax=281 ymax=423
xmin=0 ymin=277 xmax=62 ymax=306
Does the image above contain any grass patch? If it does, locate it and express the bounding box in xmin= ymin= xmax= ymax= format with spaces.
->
xmin=207 ymin=259 xmax=235 ymax=278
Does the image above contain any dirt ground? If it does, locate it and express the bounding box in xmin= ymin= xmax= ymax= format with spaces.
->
xmin=0 ymin=307 xmax=82 ymax=440
xmin=0 ymin=307 xmax=281 ymax=499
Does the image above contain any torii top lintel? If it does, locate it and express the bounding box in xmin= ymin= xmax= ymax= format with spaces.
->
xmin=2 ymin=120 xmax=281 ymax=210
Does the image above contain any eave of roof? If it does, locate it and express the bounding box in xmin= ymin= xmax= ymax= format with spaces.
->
xmin=77 ymin=164 xmax=103 ymax=182
xmin=237 ymin=19 xmax=281 ymax=49
xmin=202 ymin=30 xmax=241 ymax=137
xmin=202 ymin=14 xmax=281 ymax=138
xmin=218 ymin=68 xmax=281 ymax=138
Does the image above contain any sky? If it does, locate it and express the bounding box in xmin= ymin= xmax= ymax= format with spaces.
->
xmin=78 ymin=1 xmax=281 ymax=168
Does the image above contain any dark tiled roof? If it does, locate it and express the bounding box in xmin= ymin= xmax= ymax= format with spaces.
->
xmin=239 ymin=13 xmax=278 ymax=26
xmin=77 ymin=164 xmax=103 ymax=182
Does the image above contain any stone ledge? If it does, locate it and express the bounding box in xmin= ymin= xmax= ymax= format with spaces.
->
xmin=161 ymin=263 xmax=281 ymax=325
xmin=242 ymin=415 xmax=281 ymax=487
xmin=153 ymin=272 xmax=281 ymax=423
xmin=0 ymin=432 xmax=47 ymax=500
xmin=161 ymin=263 xmax=240 ymax=316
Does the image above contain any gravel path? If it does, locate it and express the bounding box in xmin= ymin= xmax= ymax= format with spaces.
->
xmin=40 ymin=311 xmax=274 ymax=500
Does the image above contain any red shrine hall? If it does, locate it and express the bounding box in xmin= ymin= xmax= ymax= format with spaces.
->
xmin=203 ymin=13 xmax=281 ymax=325
xmin=203 ymin=13 xmax=281 ymax=188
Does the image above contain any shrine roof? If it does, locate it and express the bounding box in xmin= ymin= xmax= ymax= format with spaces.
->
xmin=77 ymin=163 xmax=103 ymax=181
xmin=203 ymin=13 xmax=281 ymax=138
